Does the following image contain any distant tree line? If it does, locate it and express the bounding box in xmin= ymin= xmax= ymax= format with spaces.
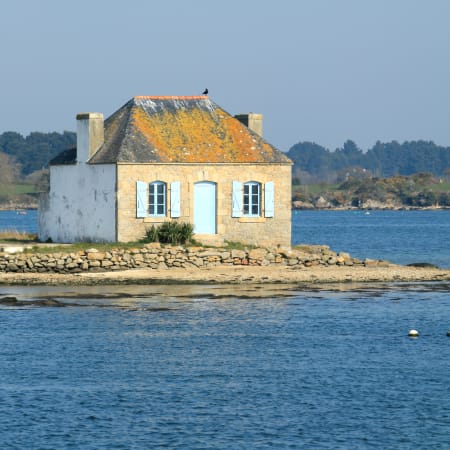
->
xmin=287 ymin=140 xmax=450 ymax=183
xmin=1 ymin=130 xmax=449 ymax=195
xmin=293 ymin=173 xmax=450 ymax=209
xmin=0 ymin=131 xmax=76 ymax=178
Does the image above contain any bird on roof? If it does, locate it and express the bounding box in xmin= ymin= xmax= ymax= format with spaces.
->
xmin=202 ymin=88 xmax=208 ymax=95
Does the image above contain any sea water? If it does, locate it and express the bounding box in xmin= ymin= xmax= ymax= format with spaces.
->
xmin=0 ymin=284 xmax=449 ymax=449
xmin=0 ymin=210 xmax=449 ymax=448
xmin=292 ymin=209 xmax=450 ymax=269
xmin=0 ymin=209 xmax=38 ymax=234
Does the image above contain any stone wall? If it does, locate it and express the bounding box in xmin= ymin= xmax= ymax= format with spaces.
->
xmin=0 ymin=243 xmax=388 ymax=274
xmin=116 ymin=163 xmax=291 ymax=247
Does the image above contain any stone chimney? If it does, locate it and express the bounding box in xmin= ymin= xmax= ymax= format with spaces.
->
xmin=234 ymin=113 xmax=263 ymax=137
xmin=76 ymin=112 xmax=104 ymax=163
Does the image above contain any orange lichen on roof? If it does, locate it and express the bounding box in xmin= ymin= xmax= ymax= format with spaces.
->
xmin=130 ymin=103 xmax=282 ymax=163
xmin=88 ymin=96 xmax=292 ymax=165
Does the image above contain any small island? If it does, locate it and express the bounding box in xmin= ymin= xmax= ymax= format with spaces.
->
xmin=0 ymin=241 xmax=449 ymax=287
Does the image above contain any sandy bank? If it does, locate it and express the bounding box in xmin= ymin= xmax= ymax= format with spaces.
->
xmin=1 ymin=264 xmax=449 ymax=287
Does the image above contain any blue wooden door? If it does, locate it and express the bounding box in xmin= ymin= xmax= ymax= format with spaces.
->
xmin=194 ymin=182 xmax=216 ymax=234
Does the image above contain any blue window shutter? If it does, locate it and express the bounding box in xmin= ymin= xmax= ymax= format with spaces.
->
xmin=136 ymin=181 xmax=148 ymax=218
xmin=232 ymin=181 xmax=243 ymax=217
xmin=171 ymin=181 xmax=181 ymax=218
xmin=264 ymin=182 xmax=274 ymax=217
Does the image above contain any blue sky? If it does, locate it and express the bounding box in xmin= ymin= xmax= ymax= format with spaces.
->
xmin=1 ymin=0 xmax=449 ymax=151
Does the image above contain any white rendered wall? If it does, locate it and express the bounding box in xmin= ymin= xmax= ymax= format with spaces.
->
xmin=39 ymin=164 xmax=116 ymax=243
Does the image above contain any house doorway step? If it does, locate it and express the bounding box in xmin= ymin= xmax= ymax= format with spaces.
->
xmin=193 ymin=234 xmax=225 ymax=247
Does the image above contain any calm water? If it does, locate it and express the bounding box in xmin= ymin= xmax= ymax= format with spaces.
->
xmin=293 ymin=209 xmax=450 ymax=269
xmin=0 ymin=209 xmax=38 ymax=234
xmin=0 ymin=210 xmax=449 ymax=448
xmin=0 ymin=284 xmax=449 ymax=449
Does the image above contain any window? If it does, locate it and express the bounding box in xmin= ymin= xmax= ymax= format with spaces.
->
xmin=232 ymin=181 xmax=274 ymax=218
xmin=137 ymin=181 xmax=180 ymax=219
xmin=149 ymin=181 xmax=166 ymax=216
xmin=243 ymin=182 xmax=261 ymax=216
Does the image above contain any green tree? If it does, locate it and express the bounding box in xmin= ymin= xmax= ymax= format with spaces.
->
xmin=0 ymin=152 xmax=20 ymax=187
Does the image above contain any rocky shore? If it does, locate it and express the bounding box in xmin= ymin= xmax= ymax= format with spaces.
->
xmin=0 ymin=243 xmax=449 ymax=286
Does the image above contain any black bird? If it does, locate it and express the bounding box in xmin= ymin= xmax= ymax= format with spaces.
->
xmin=202 ymin=88 xmax=208 ymax=95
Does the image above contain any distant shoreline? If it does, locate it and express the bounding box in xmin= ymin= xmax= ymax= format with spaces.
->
xmin=1 ymin=205 xmax=450 ymax=212
xmin=0 ymin=205 xmax=38 ymax=211
xmin=292 ymin=205 xmax=450 ymax=211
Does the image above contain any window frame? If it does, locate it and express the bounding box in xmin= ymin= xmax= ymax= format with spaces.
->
xmin=243 ymin=181 xmax=261 ymax=217
xmin=148 ymin=181 xmax=167 ymax=217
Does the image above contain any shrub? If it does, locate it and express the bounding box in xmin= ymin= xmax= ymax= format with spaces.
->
xmin=144 ymin=225 xmax=159 ymax=243
xmin=142 ymin=221 xmax=194 ymax=245
xmin=158 ymin=221 xmax=182 ymax=244
xmin=179 ymin=222 xmax=194 ymax=244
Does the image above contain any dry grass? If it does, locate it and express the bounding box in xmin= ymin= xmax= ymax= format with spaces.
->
xmin=0 ymin=230 xmax=38 ymax=242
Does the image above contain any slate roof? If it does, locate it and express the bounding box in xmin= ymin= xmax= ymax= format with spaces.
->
xmin=53 ymin=96 xmax=292 ymax=165
xmin=49 ymin=146 xmax=76 ymax=165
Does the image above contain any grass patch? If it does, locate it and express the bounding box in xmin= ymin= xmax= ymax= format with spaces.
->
xmin=431 ymin=181 xmax=450 ymax=192
xmin=23 ymin=241 xmax=147 ymax=254
xmin=223 ymin=241 xmax=258 ymax=251
xmin=0 ymin=230 xmax=38 ymax=243
xmin=0 ymin=184 xmax=37 ymax=196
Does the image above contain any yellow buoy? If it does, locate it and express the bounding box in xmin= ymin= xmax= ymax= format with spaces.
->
xmin=408 ymin=329 xmax=419 ymax=337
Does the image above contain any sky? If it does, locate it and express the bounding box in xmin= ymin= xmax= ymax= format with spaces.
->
xmin=1 ymin=0 xmax=449 ymax=152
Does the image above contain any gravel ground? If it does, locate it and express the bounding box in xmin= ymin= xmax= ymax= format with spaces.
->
xmin=1 ymin=264 xmax=449 ymax=287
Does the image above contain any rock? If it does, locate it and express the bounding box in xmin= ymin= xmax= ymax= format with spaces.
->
xmin=231 ymin=249 xmax=246 ymax=259
xmin=197 ymin=250 xmax=223 ymax=258
xmin=327 ymin=256 xmax=337 ymax=265
xmin=407 ymin=262 xmax=439 ymax=269
xmin=144 ymin=242 xmax=161 ymax=249
xmin=0 ymin=296 xmax=18 ymax=305
xmin=248 ymin=248 xmax=268 ymax=260
xmin=364 ymin=258 xmax=378 ymax=267
xmin=87 ymin=252 xmax=106 ymax=261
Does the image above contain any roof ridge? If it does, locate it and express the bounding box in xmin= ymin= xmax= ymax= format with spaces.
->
xmin=134 ymin=95 xmax=208 ymax=100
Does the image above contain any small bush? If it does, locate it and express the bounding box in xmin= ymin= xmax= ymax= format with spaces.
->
xmin=179 ymin=222 xmax=194 ymax=244
xmin=142 ymin=221 xmax=194 ymax=245
xmin=158 ymin=221 xmax=181 ymax=244
xmin=144 ymin=225 xmax=159 ymax=243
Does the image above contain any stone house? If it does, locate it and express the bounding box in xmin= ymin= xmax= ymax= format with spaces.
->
xmin=39 ymin=95 xmax=292 ymax=247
